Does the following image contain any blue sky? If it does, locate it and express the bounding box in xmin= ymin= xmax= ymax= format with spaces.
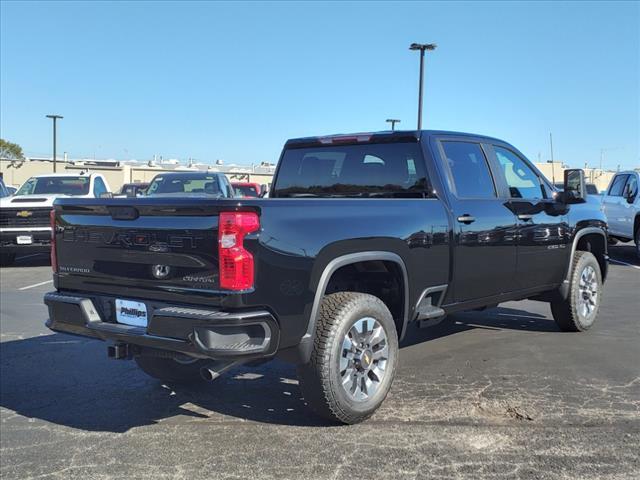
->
xmin=1 ymin=1 xmax=638 ymax=169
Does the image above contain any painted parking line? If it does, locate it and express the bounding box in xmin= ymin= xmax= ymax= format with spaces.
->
xmin=16 ymin=253 xmax=48 ymax=261
xmin=609 ymin=258 xmax=640 ymax=270
xmin=19 ymin=280 xmax=53 ymax=291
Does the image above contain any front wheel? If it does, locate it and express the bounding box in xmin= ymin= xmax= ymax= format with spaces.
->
xmin=550 ymin=251 xmax=602 ymax=332
xmin=635 ymin=227 xmax=639 ymax=259
xmin=297 ymin=292 xmax=399 ymax=424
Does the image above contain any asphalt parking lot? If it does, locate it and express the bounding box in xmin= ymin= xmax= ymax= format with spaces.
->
xmin=1 ymin=247 xmax=638 ymax=480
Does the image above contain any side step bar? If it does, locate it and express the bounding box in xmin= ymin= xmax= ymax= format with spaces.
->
xmin=415 ymin=285 xmax=447 ymax=328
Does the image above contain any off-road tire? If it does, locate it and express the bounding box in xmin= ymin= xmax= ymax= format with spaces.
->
xmin=297 ymin=292 xmax=399 ymax=424
xmin=635 ymin=226 xmax=639 ymax=259
xmin=550 ymin=251 xmax=602 ymax=332
xmin=0 ymin=252 xmax=16 ymax=267
xmin=135 ymin=355 xmax=208 ymax=383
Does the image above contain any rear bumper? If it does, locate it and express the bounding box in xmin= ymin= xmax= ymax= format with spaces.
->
xmin=44 ymin=291 xmax=280 ymax=360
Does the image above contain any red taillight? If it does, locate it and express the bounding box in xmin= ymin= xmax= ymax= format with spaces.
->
xmin=218 ymin=211 xmax=260 ymax=291
xmin=50 ymin=209 xmax=58 ymax=273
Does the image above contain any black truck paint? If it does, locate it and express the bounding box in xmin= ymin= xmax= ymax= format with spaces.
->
xmin=45 ymin=130 xmax=609 ymax=423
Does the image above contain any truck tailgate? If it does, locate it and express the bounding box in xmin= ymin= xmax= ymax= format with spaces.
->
xmin=53 ymin=200 xmax=246 ymax=306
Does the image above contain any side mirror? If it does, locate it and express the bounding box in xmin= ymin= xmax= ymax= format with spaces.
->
xmin=259 ymin=184 xmax=269 ymax=198
xmin=625 ymin=184 xmax=637 ymax=204
xmin=560 ymin=169 xmax=587 ymax=204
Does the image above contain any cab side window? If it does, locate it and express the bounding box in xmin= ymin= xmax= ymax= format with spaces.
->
xmin=494 ymin=146 xmax=546 ymax=199
xmin=93 ymin=177 xmax=107 ymax=197
xmin=608 ymin=174 xmax=629 ymax=197
xmin=441 ymin=141 xmax=496 ymax=199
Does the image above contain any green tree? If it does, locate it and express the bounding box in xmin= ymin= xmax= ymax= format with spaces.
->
xmin=0 ymin=139 xmax=25 ymax=160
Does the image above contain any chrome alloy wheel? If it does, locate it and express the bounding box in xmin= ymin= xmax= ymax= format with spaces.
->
xmin=578 ymin=265 xmax=598 ymax=320
xmin=339 ymin=317 xmax=389 ymax=402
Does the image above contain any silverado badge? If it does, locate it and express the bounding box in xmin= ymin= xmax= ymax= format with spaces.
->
xmin=16 ymin=210 xmax=33 ymax=218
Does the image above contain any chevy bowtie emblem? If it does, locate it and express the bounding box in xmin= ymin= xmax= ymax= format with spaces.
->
xmin=152 ymin=264 xmax=171 ymax=279
xmin=16 ymin=210 xmax=33 ymax=218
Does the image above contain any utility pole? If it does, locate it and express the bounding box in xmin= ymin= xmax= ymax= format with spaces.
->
xmin=600 ymin=147 xmax=621 ymax=172
xmin=549 ymin=132 xmax=555 ymax=184
xmin=409 ymin=43 xmax=437 ymax=130
xmin=386 ymin=119 xmax=401 ymax=131
xmin=46 ymin=114 xmax=63 ymax=173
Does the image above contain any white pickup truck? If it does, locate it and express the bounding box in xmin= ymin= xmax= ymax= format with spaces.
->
xmin=0 ymin=172 xmax=111 ymax=266
xmin=601 ymin=170 xmax=639 ymax=258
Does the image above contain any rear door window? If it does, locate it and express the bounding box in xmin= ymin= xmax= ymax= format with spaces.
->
xmin=441 ymin=141 xmax=496 ymax=199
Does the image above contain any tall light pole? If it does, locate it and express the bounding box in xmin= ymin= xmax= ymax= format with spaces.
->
xmin=386 ymin=118 xmax=401 ymax=131
xmin=549 ymin=132 xmax=555 ymax=184
xmin=409 ymin=42 xmax=436 ymax=130
xmin=599 ymin=147 xmax=620 ymax=171
xmin=46 ymin=114 xmax=63 ymax=173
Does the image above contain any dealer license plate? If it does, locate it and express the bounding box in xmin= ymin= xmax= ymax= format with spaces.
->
xmin=115 ymin=299 xmax=148 ymax=327
xmin=16 ymin=235 xmax=33 ymax=245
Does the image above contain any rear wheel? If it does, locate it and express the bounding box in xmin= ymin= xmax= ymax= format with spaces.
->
xmin=550 ymin=251 xmax=602 ymax=332
xmin=135 ymin=354 xmax=208 ymax=383
xmin=297 ymin=292 xmax=399 ymax=424
xmin=0 ymin=252 xmax=16 ymax=267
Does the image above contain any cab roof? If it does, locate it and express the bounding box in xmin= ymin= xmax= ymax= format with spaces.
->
xmin=30 ymin=172 xmax=95 ymax=178
xmin=285 ymin=130 xmax=507 ymax=148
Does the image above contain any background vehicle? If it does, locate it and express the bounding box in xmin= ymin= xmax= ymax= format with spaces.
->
xmin=45 ymin=130 xmax=607 ymax=424
xmin=146 ymin=172 xmax=235 ymax=198
xmin=0 ymin=177 xmax=10 ymax=198
xmin=6 ymin=185 xmax=17 ymax=195
xmin=116 ymin=182 xmax=149 ymax=197
xmin=231 ymin=182 xmax=261 ymax=198
xmin=554 ymin=181 xmax=599 ymax=195
xmin=0 ymin=172 xmax=111 ymax=266
xmin=601 ymin=171 xmax=639 ymax=257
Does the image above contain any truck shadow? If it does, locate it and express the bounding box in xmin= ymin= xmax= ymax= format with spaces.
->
xmin=0 ymin=305 xmax=556 ymax=432
xmin=0 ymin=253 xmax=51 ymax=269
xmin=400 ymin=306 xmax=559 ymax=348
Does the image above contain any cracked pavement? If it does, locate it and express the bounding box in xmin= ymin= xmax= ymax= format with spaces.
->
xmin=1 ymin=246 xmax=639 ymax=479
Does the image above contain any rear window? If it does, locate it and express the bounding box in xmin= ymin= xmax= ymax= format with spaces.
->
xmin=272 ymin=143 xmax=428 ymax=197
xmin=233 ymin=184 xmax=259 ymax=197
xmin=16 ymin=176 xmax=90 ymax=196
xmin=147 ymin=174 xmax=222 ymax=196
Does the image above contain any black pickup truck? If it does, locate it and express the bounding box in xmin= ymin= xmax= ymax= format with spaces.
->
xmin=45 ymin=130 xmax=608 ymax=424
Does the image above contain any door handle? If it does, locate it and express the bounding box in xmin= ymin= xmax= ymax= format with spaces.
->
xmin=517 ymin=214 xmax=534 ymax=221
xmin=457 ymin=215 xmax=476 ymax=224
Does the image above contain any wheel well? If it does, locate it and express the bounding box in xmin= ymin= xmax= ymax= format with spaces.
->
xmin=324 ymin=260 xmax=405 ymax=335
xmin=576 ymin=233 xmax=607 ymax=280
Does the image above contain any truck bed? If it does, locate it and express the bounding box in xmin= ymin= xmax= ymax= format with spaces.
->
xmin=53 ymin=196 xmax=451 ymax=348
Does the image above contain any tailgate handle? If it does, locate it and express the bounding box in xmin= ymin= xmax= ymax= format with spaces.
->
xmin=108 ymin=206 xmax=139 ymax=220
